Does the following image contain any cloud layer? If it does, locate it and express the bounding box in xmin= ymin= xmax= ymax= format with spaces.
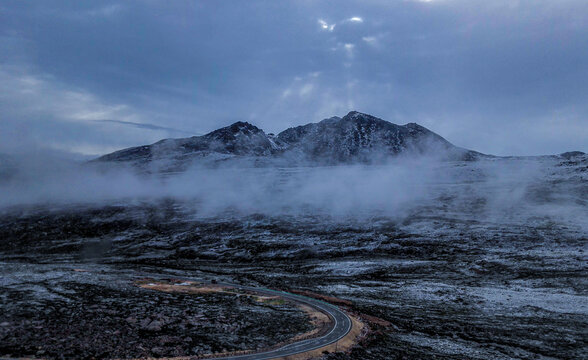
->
xmin=1 ymin=0 xmax=587 ymax=156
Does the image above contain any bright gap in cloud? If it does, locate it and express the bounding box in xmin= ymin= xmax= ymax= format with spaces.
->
xmin=318 ymin=19 xmax=335 ymax=31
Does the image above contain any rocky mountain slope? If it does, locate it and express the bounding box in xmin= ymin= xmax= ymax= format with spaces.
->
xmin=97 ymin=121 xmax=283 ymax=163
xmin=94 ymin=111 xmax=484 ymax=169
xmin=276 ymin=111 xmax=482 ymax=163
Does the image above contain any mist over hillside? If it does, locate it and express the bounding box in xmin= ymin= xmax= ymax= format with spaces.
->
xmin=1 ymin=114 xmax=586 ymax=360
xmin=1 ymin=140 xmax=586 ymax=359
xmin=1 ymin=146 xmax=586 ymax=232
xmin=2 ymin=111 xmax=585 ymax=224
xmin=93 ymin=111 xmax=486 ymax=172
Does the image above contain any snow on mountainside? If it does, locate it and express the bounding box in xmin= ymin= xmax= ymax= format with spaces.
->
xmin=94 ymin=111 xmax=485 ymax=169
xmin=98 ymin=121 xmax=283 ymax=162
xmin=277 ymin=111 xmax=482 ymax=163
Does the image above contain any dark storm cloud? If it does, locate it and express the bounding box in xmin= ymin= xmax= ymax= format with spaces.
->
xmin=1 ymin=0 xmax=587 ymax=156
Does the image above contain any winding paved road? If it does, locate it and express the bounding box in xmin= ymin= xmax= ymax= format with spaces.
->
xmin=214 ymin=283 xmax=353 ymax=360
xmin=139 ymin=275 xmax=353 ymax=360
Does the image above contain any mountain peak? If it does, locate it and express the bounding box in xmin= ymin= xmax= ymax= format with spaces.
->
xmin=208 ymin=121 xmax=262 ymax=136
xmin=341 ymin=111 xmax=398 ymax=128
xmin=345 ymin=110 xmax=362 ymax=116
xmin=230 ymin=121 xmax=258 ymax=130
xmin=343 ymin=111 xmax=376 ymax=120
xmin=95 ymin=111 xmax=483 ymax=168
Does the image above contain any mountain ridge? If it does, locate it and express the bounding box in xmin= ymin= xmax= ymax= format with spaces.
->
xmin=94 ymin=111 xmax=487 ymax=169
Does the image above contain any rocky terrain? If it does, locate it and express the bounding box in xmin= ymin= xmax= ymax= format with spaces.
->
xmin=0 ymin=153 xmax=586 ymax=359
xmin=0 ymin=265 xmax=311 ymax=359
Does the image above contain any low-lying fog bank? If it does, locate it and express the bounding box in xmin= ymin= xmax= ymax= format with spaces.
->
xmin=1 ymin=154 xmax=586 ymax=229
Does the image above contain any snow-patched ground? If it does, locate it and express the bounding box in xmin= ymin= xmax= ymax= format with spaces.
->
xmin=0 ymin=156 xmax=586 ymax=359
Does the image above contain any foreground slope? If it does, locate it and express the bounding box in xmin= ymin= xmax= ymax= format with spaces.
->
xmin=1 ymin=156 xmax=586 ymax=359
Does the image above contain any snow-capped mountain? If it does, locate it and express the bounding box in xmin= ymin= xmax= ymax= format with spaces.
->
xmin=277 ymin=111 xmax=482 ymax=163
xmin=98 ymin=121 xmax=283 ymax=162
xmin=94 ymin=111 xmax=485 ymax=169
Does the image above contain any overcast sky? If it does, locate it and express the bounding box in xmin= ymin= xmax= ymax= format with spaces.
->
xmin=1 ymin=0 xmax=587 ymax=157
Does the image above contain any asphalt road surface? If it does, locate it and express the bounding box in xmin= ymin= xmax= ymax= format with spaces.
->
xmin=213 ymin=283 xmax=353 ymax=360
xmin=129 ymin=273 xmax=354 ymax=360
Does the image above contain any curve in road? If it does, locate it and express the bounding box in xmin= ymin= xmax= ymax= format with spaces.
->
xmin=138 ymin=276 xmax=353 ymax=360
xmin=215 ymin=284 xmax=352 ymax=360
